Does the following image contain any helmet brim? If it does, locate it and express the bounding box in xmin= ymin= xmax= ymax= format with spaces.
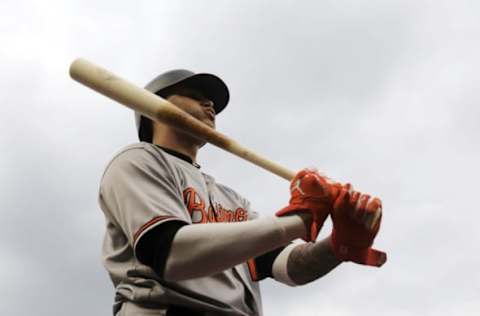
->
xmin=159 ymin=73 xmax=230 ymax=114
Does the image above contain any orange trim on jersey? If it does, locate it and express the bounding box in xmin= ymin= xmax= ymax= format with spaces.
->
xmin=247 ymin=258 xmax=258 ymax=281
xmin=133 ymin=215 xmax=174 ymax=245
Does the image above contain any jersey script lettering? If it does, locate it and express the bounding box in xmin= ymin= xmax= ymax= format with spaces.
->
xmin=183 ymin=187 xmax=249 ymax=224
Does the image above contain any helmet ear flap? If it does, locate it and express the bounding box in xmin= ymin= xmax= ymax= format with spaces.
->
xmin=138 ymin=115 xmax=154 ymax=143
xmin=135 ymin=89 xmax=173 ymax=143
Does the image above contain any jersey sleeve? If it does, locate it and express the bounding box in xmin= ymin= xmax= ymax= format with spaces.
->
xmin=99 ymin=147 xmax=191 ymax=252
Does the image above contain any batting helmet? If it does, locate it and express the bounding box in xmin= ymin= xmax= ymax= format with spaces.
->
xmin=135 ymin=69 xmax=230 ymax=143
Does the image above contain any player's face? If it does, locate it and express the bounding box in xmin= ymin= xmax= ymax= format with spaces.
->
xmin=166 ymin=88 xmax=216 ymax=129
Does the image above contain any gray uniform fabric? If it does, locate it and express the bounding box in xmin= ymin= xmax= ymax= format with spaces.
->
xmin=98 ymin=143 xmax=263 ymax=316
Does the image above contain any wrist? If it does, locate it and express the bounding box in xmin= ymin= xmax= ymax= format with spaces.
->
xmin=329 ymin=229 xmax=351 ymax=261
xmin=272 ymin=214 xmax=311 ymax=242
xmin=297 ymin=212 xmax=312 ymax=236
xmin=327 ymin=234 xmax=339 ymax=259
xmin=276 ymin=212 xmax=311 ymax=241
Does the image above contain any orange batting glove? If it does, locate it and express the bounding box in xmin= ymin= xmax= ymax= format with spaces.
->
xmin=330 ymin=183 xmax=387 ymax=267
xmin=276 ymin=169 xmax=340 ymax=242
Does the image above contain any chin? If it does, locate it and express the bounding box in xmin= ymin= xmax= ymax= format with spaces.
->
xmin=204 ymin=120 xmax=216 ymax=129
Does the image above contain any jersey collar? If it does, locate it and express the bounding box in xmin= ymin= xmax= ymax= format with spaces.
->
xmin=154 ymin=145 xmax=201 ymax=169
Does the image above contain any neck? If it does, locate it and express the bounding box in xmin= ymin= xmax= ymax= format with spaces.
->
xmin=152 ymin=129 xmax=200 ymax=162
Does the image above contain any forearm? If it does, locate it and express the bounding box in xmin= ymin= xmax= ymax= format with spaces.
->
xmin=164 ymin=215 xmax=309 ymax=281
xmin=273 ymin=236 xmax=341 ymax=286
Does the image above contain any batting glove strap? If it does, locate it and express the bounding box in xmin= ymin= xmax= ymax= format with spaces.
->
xmin=330 ymin=230 xmax=387 ymax=267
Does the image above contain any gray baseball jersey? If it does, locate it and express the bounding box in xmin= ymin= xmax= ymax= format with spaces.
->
xmin=98 ymin=143 xmax=263 ymax=316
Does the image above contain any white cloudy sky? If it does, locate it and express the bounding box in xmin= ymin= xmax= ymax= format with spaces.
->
xmin=1 ymin=1 xmax=479 ymax=315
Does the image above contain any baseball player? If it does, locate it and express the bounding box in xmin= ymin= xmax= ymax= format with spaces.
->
xmin=98 ymin=69 xmax=386 ymax=316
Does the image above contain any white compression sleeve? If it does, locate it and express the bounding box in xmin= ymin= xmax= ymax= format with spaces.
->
xmin=163 ymin=215 xmax=307 ymax=281
xmin=272 ymin=243 xmax=298 ymax=286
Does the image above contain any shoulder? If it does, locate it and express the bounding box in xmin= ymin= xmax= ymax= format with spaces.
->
xmin=214 ymin=181 xmax=253 ymax=209
xmin=100 ymin=142 xmax=174 ymax=183
xmin=104 ymin=142 xmax=168 ymax=168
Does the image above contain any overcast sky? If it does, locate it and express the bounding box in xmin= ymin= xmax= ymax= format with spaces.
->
xmin=1 ymin=1 xmax=479 ymax=315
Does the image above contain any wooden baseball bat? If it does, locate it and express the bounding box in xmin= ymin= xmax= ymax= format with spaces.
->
xmin=69 ymin=58 xmax=296 ymax=181
xmin=69 ymin=58 xmax=381 ymax=230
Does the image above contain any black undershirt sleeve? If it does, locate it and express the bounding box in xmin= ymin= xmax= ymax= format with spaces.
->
xmin=253 ymin=245 xmax=289 ymax=281
xmin=135 ymin=221 xmax=187 ymax=278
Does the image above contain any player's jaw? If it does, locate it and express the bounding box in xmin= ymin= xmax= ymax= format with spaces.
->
xmin=168 ymin=94 xmax=216 ymax=129
xmin=186 ymin=98 xmax=216 ymax=129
